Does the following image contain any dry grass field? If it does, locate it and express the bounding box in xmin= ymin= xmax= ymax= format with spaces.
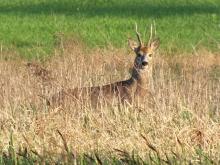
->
xmin=0 ymin=41 xmax=219 ymax=163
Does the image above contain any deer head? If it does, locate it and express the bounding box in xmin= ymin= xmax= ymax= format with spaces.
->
xmin=128 ymin=23 xmax=160 ymax=72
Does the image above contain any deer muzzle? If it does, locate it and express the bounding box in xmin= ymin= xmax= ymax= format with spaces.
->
xmin=142 ymin=61 xmax=148 ymax=66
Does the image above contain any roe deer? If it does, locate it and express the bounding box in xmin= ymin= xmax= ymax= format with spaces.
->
xmin=49 ymin=24 xmax=160 ymax=108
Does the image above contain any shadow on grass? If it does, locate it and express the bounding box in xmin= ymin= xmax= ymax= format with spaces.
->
xmin=0 ymin=1 xmax=219 ymax=18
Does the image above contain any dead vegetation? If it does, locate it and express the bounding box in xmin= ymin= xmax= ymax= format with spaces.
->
xmin=0 ymin=42 xmax=219 ymax=163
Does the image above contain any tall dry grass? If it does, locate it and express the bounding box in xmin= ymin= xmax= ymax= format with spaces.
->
xmin=0 ymin=41 xmax=219 ymax=163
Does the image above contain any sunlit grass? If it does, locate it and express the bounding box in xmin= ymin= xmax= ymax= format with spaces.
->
xmin=0 ymin=42 xmax=219 ymax=164
xmin=0 ymin=0 xmax=219 ymax=59
xmin=0 ymin=1 xmax=219 ymax=164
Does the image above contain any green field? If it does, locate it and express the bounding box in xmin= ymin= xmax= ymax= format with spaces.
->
xmin=0 ymin=1 xmax=220 ymax=164
xmin=0 ymin=0 xmax=220 ymax=59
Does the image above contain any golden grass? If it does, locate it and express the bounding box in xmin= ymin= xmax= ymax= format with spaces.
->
xmin=0 ymin=42 xmax=219 ymax=162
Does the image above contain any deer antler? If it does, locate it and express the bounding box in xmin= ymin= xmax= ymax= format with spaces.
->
xmin=147 ymin=22 xmax=157 ymax=46
xmin=135 ymin=23 xmax=143 ymax=46
xmin=153 ymin=21 xmax=157 ymax=37
xmin=148 ymin=24 xmax=153 ymax=46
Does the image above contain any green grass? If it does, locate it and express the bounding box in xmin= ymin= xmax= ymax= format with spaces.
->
xmin=0 ymin=0 xmax=220 ymax=59
xmin=1 ymin=134 xmax=217 ymax=165
xmin=1 ymin=151 xmax=216 ymax=165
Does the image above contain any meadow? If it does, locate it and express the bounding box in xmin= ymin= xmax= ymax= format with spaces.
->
xmin=0 ymin=0 xmax=220 ymax=164
xmin=0 ymin=0 xmax=220 ymax=59
xmin=0 ymin=44 xmax=220 ymax=164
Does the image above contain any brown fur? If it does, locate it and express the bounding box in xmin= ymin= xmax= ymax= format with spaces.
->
xmin=50 ymin=71 xmax=153 ymax=108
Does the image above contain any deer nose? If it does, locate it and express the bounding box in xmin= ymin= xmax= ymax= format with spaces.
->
xmin=142 ymin=61 xmax=148 ymax=66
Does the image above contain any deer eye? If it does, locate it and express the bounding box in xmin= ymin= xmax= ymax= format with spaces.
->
xmin=137 ymin=54 xmax=142 ymax=57
xmin=148 ymin=54 xmax=152 ymax=57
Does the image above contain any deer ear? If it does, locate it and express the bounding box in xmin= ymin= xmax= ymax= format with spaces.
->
xmin=149 ymin=38 xmax=160 ymax=51
xmin=128 ymin=39 xmax=139 ymax=51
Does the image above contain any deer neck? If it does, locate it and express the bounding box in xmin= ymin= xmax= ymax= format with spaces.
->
xmin=130 ymin=66 xmax=152 ymax=90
